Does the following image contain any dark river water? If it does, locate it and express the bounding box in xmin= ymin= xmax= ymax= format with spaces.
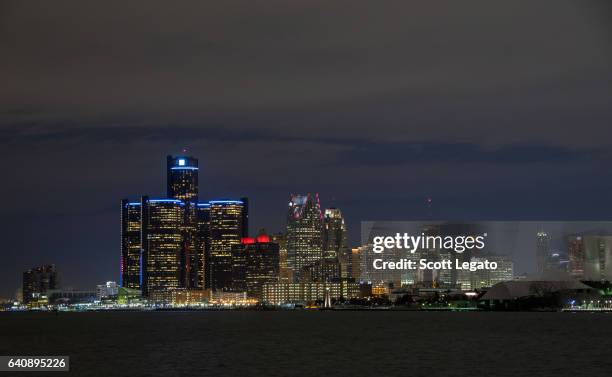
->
xmin=1 ymin=311 xmax=611 ymax=377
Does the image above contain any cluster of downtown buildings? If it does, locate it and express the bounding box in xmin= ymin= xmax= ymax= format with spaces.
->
xmin=119 ymin=154 xmax=357 ymax=306
xmin=12 ymin=154 xmax=612 ymax=310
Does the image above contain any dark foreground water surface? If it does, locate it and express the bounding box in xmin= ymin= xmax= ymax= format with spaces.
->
xmin=1 ymin=311 xmax=611 ymax=377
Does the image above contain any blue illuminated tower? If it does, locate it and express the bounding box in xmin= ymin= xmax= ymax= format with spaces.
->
xmin=167 ymin=155 xmax=199 ymax=202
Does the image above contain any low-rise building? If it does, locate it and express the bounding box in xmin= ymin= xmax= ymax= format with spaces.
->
xmin=262 ymin=281 xmax=360 ymax=305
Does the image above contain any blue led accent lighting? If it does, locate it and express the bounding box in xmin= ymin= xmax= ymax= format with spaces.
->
xmin=197 ymin=203 xmax=211 ymax=207
xmin=149 ymin=199 xmax=185 ymax=205
xmin=209 ymin=200 xmax=244 ymax=205
xmin=170 ymin=167 xmax=198 ymax=171
xmin=128 ymin=202 xmax=141 ymax=206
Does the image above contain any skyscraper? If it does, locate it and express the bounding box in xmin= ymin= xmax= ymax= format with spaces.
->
xmin=488 ymin=255 xmax=514 ymax=285
xmin=196 ymin=203 xmax=211 ymax=289
xmin=323 ymin=208 xmax=348 ymax=259
xmin=231 ymin=232 xmax=280 ymax=299
xmin=536 ymin=231 xmax=551 ymax=274
xmin=167 ymin=155 xmax=199 ymax=202
xmin=323 ymin=208 xmax=353 ymax=279
xmin=141 ymin=197 xmax=185 ymax=298
xmin=121 ymin=200 xmax=142 ymax=289
xmin=568 ymin=234 xmax=585 ymax=279
xmin=286 ymin=193 xmax=323 ymax=282
xmin=271 ymin=232 xmax=292 ymax=282
xmin=167 ymin=154 xmax=201 ymax=289
xmin=583 ymin=235 xmax=612 ymax=281
xmin=209 ymin=199 xmax=248 ymax=290
xmin=22 ymin=265 xmax=58 ymax=304
xmin=182 ymin=202 xmax=199 ymax=289
xmin=544 ymin=252 xmax=570 ymax=273
xmin=299 ymin=257 xmax=341 ymax=283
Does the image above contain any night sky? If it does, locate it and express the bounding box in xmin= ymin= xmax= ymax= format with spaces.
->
xmin=1 ymin=1 xmax=612 ymax=298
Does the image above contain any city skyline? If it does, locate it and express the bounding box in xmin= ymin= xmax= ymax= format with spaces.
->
xmin=3 ymin=1 xmax=612 ymax=298
xmin=8 ymin=152 xmax=612 ymax=302
xmin=3 ymin=3 xmax=612 ymax=377
xmin=5 ymin=150 xmax=612 ymax=298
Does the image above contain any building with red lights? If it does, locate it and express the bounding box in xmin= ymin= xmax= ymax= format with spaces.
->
xmin=232 ymin=232 xmax=280 ymax=299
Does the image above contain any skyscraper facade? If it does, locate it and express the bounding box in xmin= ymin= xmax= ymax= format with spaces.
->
xmin=536 ymin=231 xmax=551 ymax=274
xmin=323 ymin=208 xmax=348 ymax=259
xmin=141 ymin=197 xmax=185 ymax=297
xmin=583 ymin=235 xmax=612 ymax=281
xmin=568 ymin=235 xmax=585 ymax=279
xmin=209 ymin=199 xmax=247 ymax=290
xmin=488 ymin=255 xmax=514 ymax=286
xmin=167 ymin=155 xmax=199 ymax=202
xmin=196 ymin=203 xmax=211 ymax=289
xmin=271 ymin=232 xmax=292 ymax=282
xmin=182 ymin=203 xmax=199 ymax=289
xmin=286 ymin=193 xmax=323 ymax=282
xmin=22 ymin=265 xmax=58 ymax=304
xmin=323 ymin=208 xmax=353 ymax=279
xmin=121 ymin=200 xmax=142 ymax=289
xmin=232 ymin=233 xmax=280 ymax=299
xmin=122 ymin=154 xmax=250 ymax=300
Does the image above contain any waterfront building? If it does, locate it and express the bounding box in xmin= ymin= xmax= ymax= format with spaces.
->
xmin=286 ymin=193 xmax=323 ymax=281
xmin=583 ymin=235 xmax=612 ymax=281
xmin=120 ymin=200 xmax=142 ymax=289
xmin=196 ymin=203 xmax=211 ymax=289
xmin=455 ymin=255 xmax=514 ymax=290
xmin=116 ymin=287 xmax=142 ymax=305
xmin=261 ymin=281 xmax=360 ymax=305
xmin=544 ymin=252 xmax=570 ymax=273
xmin=358 ymin=243 xmax=403 ymax=286
xmin=456 ymin=269 xmax=472 ymax=291
xmin=351 ymin=248 xmax=361 ymax=282
xmin=22 ymin=265 xmax=58 ymax=305
xmin=299 ymin=257 xmax=341 ymax=283
xmin=536 ymin=231 xmax=551 ymax=274
xmin=141 ymin=197 xmax=185 ymax=297
xmin=436 ymin=250 xmax=453 ymax=287
xmin=171 ymin=289 xmax=210 ymax=306
xmin=209 ymin=199 xmax=248 ymax=290
xmin=47 ymin=289 xmax=96 ymax=305
xmin=271 ymin=232 xmax=292 ymax=282
xmin=231 ymin=233 xmax=280 ymax=299
xmin=358 ymin=244 xmax=374 ymax=282
xmin=323 ymin=208 xmax=355 ymax=280
xmin=96 ymin=281 xmax=119 ymax=300
xmin=209 ymin=290 xmax=252 ymax=306
xmin=488 ymin=255 xmax=514 ymax=285
xmin=568 ymin=234 xmax=585 ymax=279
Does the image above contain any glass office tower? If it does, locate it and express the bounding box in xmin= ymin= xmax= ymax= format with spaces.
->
xmin=286 ymin=193 xmax=323 ymax=282
xmin=141 ymin=197 xmax=185 ymax=297
xmin=231 ymin=233 xmax=280 ymax=299
xmin=196 ymin=203 xmax=211 ymax=289
xmin=209 ymin=199 xmax=247 ymax=290
xmin=120 ymin=200 xmax=142 ymax=289
xmin=167 ymin=155 xmax=199 ymax=202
